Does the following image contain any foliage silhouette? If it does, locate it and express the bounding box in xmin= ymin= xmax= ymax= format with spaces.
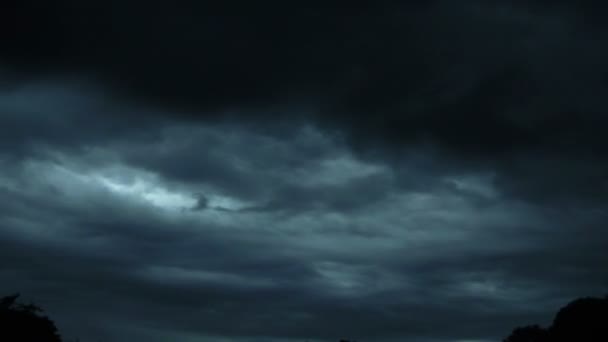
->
xmin=550 ymin=296 xmax=608 ymax=342
xmin=504 ymin=295 xmax=608 ymax=342
xmin=504 ymin=325 xmax=548 ymax=342
xmin=0 ymin=293 xmax=62 ymax=342
xmin=4 ymin=291 xmax=607 ymax=342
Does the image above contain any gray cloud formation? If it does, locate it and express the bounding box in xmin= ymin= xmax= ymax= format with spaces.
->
xmin=1 ymin=83 xmax=607 ymax=342
xmin=1 ymin=1 xmax=608 ymax=341
xmin=4 ymin=0 xmax=608 ymax=159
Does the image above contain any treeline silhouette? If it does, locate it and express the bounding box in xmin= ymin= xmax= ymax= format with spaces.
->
xmin=2 ymin=293 xmax=607 ymax=342
xmin=0 ymin=293 xmax=62 ymax=342
xmin=504 ymin=295 xmax=608 ymax=342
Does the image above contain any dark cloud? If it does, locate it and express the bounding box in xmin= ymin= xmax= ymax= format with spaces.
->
xmin=1 ymin=118 xmax=606 ymax=341
xmin=3 ymin=0 xmax=608 ymax=159
xmin=1 ymin=1 xmax=608 ymax=342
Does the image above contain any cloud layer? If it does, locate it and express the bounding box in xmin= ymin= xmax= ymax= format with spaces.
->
xmin=2 ymin=1 xmax=608 ymax=341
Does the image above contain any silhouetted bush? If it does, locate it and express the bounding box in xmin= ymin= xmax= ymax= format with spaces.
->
xmin=0 ymin=293 xmax=62 ymax=342
xmin=504 ymin=325 xmax=548 ymax=342
xmin=550 ymin=296 xmax=608 ymax=342
xmin=504 ymin=296 xmax=608 ymax=342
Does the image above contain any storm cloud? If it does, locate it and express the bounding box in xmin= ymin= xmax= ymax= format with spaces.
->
xmin=1 ymin=1 xmax=608 ymax=341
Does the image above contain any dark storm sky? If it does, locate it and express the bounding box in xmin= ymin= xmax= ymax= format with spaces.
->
xmin=1 ymin=1 xmax=608 ymax=341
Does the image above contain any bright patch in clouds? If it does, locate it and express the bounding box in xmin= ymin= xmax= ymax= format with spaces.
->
xmin=25 ymin=160 xmax=199 ymax=211
xmin=206 ymin=194 xmax=250 ymax=211
xmin=297 ymin=155 xmax=385 ymax=187
xmin=96 ymin=175 xmax=197 ymax=210
xmin=35 ymin=159 xmax=251 ymax=213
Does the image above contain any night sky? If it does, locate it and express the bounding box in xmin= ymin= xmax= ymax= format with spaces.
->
xmin=1 ymin=1 xmax=608 ymax=341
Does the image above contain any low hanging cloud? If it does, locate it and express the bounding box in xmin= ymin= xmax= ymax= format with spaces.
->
xmin=4 ymin=1 xmax=608 ymax=158
xmin=2 ymin=1 xmax=608 ymax=341
xmin=0 ymin=84 xmax=606 ymax=342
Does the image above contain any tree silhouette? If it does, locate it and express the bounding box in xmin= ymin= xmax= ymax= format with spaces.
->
xmin=503 ymin=325 xmax=548 ymax=342
xmin=0 ymin=293 xmax=62 ymax=342
xmin=549 ymin=296 xmax=608 ymax=342
xmin=504 ymin=296 xmax=608 ymax=342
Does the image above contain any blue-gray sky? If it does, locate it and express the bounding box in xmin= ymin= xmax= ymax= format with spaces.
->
xmin=1 ymin=1 xmax=608 ymax=341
